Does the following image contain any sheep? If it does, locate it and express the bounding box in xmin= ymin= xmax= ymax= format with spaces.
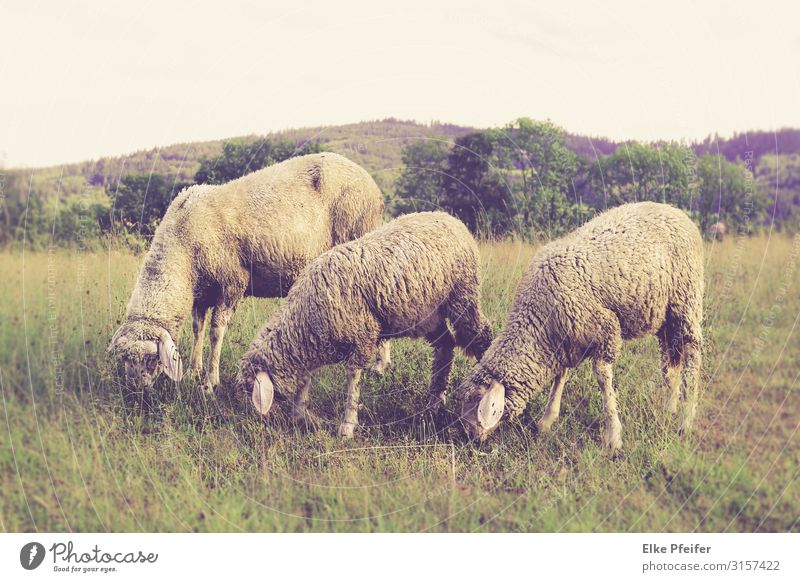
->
xmin=109 ymin=152 xmax=385 ymax=391
xmin=458 ymin=202 xmax=704 ymax=453
xmin=707 ymin=221 xmax=726 ymax=239
xmin=239 ymin=211 xmax=494 ymax=438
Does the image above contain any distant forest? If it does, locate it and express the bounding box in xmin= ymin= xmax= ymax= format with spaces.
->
xmin=1 ymin=119 xmax=798 ymax=249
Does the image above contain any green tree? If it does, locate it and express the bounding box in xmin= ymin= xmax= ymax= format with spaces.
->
xmin=111 ymin=174 xmax=191 ymax=237
xmin=53 ymin=198 xmax=106 ymax=245
xmin=440 ymin=130 xmax=510 ymax=234
xmin=394 ymin=119 xmax=586 ymax=237
xmin=696 ymin=154 xmax=769 ymax=235
xmin=195 ymin=138 xmax=322 ymax=185
xmin=392 ymin=140 xmax=449 ymax=215
xmin=499 ymin=118 xmax=581 ymax=236
xmin=755 ymin=153 xmax=800 ymax=230
xmin=0 ymin=172 xmax=18 ymax=245
xmin=587 ymin=142 xmax=695 ymax=208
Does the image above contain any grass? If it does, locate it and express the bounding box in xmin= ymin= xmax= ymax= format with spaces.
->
xmin=1 ymin=235 xmax=798 ymax=532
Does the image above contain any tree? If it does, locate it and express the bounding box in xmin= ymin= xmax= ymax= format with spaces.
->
xmin=0 ymin=172 xmax=18 ymax=246
xmin=695 ymin=154 xmax=769 ymax=235
xmin=498 ymin=118 xmax=581 ymax=236
xmin=440 ymin=130 xmax=510 ymax=234
xmin=586 ymin=142 xmax=695 ymax=208
xmin=755 ymin=153 xmax=800 ymax=230
xmin=438 ymin=119 xmax=583 ymax=237
xmin=394 ymin=119 xmax=585 ymax=238
xmin=53 ymin=198 xmax=106 ymax=245
xmin=194 ymin=138 xmax=322 ymax=185
xmin=111 ymin=174 xmax=191 ymax=237
xmin=392 ymin=140 xmax=449 ymax=215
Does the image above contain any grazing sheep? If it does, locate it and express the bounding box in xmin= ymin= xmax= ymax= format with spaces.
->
xmin=707 ymin=221 xmax=726 ymax=239
xmin=109 ymin=152 xmax=385 ymax=390
xmin=239 ymin=211 xmax=494 ymax=438
xmin=458 ymin=202 xmax=704 ymax=453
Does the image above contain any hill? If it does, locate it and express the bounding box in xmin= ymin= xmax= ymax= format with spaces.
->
xmin=6 ymin=121 xmax=800 ymax=212
xmin=3 ymin=120 xmax=800 ymax=249
xmin=1 ymin=119 xmax=475 ymax=205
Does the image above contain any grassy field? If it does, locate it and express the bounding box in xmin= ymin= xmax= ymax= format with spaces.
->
xmin=1 ymin=235 xmax=798 ymax=532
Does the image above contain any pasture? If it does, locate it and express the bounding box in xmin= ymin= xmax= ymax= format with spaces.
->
xmin=1 ymin=235 xmax=798 ymax=532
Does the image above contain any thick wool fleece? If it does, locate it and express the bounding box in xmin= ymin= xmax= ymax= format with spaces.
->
xmin=112 ymin=152 xmax=384 ymax=358
xmin=460 ymin=201 xmax=704 ymax=415
xmin=240 ymin=211 xmax=494 ymax=397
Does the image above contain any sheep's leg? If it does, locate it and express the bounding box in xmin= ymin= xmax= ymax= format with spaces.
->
xmin=369 ymin=339 xmax=392 ymax=374
xmin=205 ymin=304 xmax=234 ymax=392
xmin=291 ymin=375 xmax=321 ymax=427
xmin=425 ymin=323 xmax=456 ymax=412
xmin=657 ymin=325 xmax=682 ymax=414
xmin=450 ymin=296 xmax=494 ymax=359
xmin=188 ymin=306 xmax=207 ymax=379
xmin=664 ymin=284 xmax=703 ymax=435
xmin=593 ymin=359 xmax=622 ymax=453
xmin=293 ymin=376 xmax=312 ymax=417
xmin=538 ymin=369 xmax=570 ymax=432
xmin=338 ymin=367 xmax=362 ymax=439
xmin=678 ymin=340 xmax=702 ymax=434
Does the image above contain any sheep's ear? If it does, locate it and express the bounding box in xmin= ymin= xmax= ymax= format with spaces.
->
xmin=252 ymin=371 xmax=274 ymax=415
xmin=158 ymin=330 xmax=183 ymax=381
xmin=477 ymin=381 xmax=505 ymax=430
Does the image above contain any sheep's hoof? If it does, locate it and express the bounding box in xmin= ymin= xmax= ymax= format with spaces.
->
xmin=663 ymin=392 xmax=680 ymax=415
xmin=202 ymin=381 xmax=217 ymax=396
xmin=537 ymin=416 xmax=556 ymax=433
xmin=602 ymin=420 xmax=623 ymax=454
xmin=337 ymin=422 xmax=356 ymax=439
xmin=678 ymin=404 xmax=697 ymax=435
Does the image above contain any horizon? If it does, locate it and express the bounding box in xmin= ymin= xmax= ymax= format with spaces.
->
xmin=3 ymin=117 xmax=800 ymax=171
xmin=3 ymin=0 xmax=800 ymax=168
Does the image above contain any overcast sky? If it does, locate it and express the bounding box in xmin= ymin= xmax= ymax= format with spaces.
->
xmin=2 ymin=0 xmax=799 ymax=168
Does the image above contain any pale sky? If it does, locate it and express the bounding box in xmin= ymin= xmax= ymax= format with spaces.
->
xmin=2 ymin=0 xmax=799 ymax=168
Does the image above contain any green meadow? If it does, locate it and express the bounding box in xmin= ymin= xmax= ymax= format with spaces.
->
xmin=1 ymin=235 xmax=798 ymax=532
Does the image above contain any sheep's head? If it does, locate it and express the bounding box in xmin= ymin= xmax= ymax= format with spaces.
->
xmin=108 ymin=324 xmax=183 ymax=387
xmin=459 ymin=378 xmax=506 ymax=442
xmin=237 ymin=360 xmax=276 ymax=416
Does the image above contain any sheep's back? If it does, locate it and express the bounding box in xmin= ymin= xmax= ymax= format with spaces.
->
xmin=158 ymin=153 xmax=383 ymax=295
xmin=513 ymin=203 xmax=703 ymax=351
xmin=286 ymin=212 xmax=478 ymax=338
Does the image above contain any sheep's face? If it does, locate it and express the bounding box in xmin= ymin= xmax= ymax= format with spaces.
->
xmin=109 ymin=327 xmax=183 ymax=387
xmin=123 ymin=350 xmax=162 ymax=387
xmin=459 ymin=380 xmax=505 ymax=442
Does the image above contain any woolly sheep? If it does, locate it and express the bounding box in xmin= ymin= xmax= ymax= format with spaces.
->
xmin=707 ymin=221 xmax=726 ymax=239
xmin=109 ymin=152 xmax=385 ymax=391
xmin=458 ymin=202 xmax=704 ymax=453
xmin=239 ymin=211 xmax=494 ymax=438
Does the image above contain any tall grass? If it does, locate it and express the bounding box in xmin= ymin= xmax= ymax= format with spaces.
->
xmin=1 ymin=235 xmax=798 ymax=532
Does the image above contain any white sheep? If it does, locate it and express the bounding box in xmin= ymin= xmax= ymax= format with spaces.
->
xmin=109 ymin=152 xmax=385 ymax=390
xmin=239 ymin=211 xmax=494 ymax=438
xmin=707 ymin=221 xmax=726 ymax=239
xmin=458 ymin=202 xmax=704 ymax=453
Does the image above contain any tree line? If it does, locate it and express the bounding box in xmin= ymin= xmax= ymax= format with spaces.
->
xmin=0 ymin=119 xmax=795 ymax=250
xmin=0 ymin=138 xmax=321 ymax=250
xmin=393 ymin=118 xmax=776 ymax=238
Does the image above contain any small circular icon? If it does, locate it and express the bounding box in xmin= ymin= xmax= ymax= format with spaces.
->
xmin=20 ymin=542 xmax=46 ymax=570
